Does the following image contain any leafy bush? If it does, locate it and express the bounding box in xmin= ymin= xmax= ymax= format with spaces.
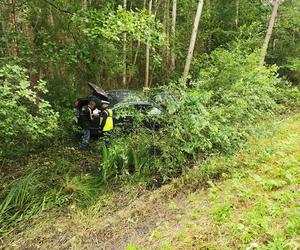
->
xmin=0 ymin=65 xmax=59 ymax=158
xmin=98 ymin=47 xmax=299 ymax=183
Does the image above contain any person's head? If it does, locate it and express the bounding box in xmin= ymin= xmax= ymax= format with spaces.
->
xmin=88 ymin=100 xmax=96 ymax=109
xmin=100 ymin=100 xmax=110 ymax=109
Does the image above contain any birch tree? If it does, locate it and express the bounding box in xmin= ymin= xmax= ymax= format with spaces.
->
xmin=144 ymin=0 xmax=153 ymax=93
xmin=183 ymin=0 xmax=204 ymax=81
xmin=128 ymin=0 xmax=147 ymax=85
xmin=171 ymin=0 xmax=177 ymax=72
xmin=83 ymin=0 xmax=88 ymax=8
xmin=48 ymin=6 xmax=54 ymax=26
xmin=260 ymin=0 xmax=281 ymax=66
xmin=163 ymin=0 xmax=170 ymax=62
xmin=123 ymin=0 xmax=127 ymax=86
xmin=235 ymin=0 xmax=240 ymax=27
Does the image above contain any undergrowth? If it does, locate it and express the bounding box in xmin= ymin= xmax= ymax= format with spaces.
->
xmin=98 ymin=47 xmax=300 ymax=185
xmin=0 ymin=44 xmax=299 ymax=239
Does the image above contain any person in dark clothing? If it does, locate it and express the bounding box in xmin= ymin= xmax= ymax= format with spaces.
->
xmin=80 ymin=100 xmax=96 ymax=149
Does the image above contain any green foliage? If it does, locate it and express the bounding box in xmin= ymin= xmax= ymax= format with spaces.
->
xmin=210 ymin=203 xmax=232 ymax=223
xmin=63 ymin=175 xmax=100 ymax=203
xmin=0 ymin=65 xmax=59 ymax=158
xmin=98 ymin=45 xmax=299 ymax=183
xmin=73 ymin=7 xmax=165 ymax=46
xmin=0 ymin=0 xmax=299 ymax=242
xmin=70 ymin=7 xmax=166 ymax=85
xmin=0 ymin=172 xmax=39 ymax=217
xmin=99 ymin=133 xmax=156 ymax=182
xmin=270 ymin=0 xmax=300 ymax=83
xmin=125 ymin=243 xmax=139 ymax=250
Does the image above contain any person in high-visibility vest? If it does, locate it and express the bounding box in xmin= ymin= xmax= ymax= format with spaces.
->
xmin=99 ymin=100 xmax=113 ymax=134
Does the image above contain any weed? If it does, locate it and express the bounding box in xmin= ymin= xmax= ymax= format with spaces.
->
xmin=190 ymin=209 xmax=202 ymax=220
xmin=286 ymin=209 xmax=300 ymax=237
xmin=161 ymin=241 xmax=172 ymax=250
xmin=188 ymin=193 xmax=197 ymax=203
xmin=210 ymin=203 xmax=232 ymax=223
xmin=265 ymin=237 xmax=289 ymax=250
xmin=125 ymin=244 xmax=139 ymax=250
xmin=168 ymin=202 xmax=177 ymax=210
xmin=253 ymin=175 xmax=288 ymax=191
xmin=63 ymin=175 xmax=98 ymax=202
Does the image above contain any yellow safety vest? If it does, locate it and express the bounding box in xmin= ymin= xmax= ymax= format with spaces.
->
xmin=100 ymin=109 xmax=113 ymax=132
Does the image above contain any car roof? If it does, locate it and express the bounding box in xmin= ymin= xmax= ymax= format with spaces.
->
xmin=107 ymin=89 xmax=140 ymax=93
xmin=114 ymin=101 xmax=153 ymax=106
xmin=107 ymin=89 xmax=146 ymax=104
xmin=107 ymin=89 xmax=142 ymax=98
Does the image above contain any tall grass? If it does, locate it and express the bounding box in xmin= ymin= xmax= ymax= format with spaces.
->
xmin=0 ymin=172 xmax=38 ymax=215
xmin=0 ymin=172 xmax=41 ymax=235
xmin=0 ymin=163 xmax=102 ymax=237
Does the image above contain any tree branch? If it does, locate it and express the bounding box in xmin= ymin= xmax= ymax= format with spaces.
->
xmin=41 ymin=0 xmax=73 ymax=15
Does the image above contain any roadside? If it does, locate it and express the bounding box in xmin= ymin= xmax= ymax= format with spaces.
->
xmin=135 ymin=112 xmax=300 ymax=249
xmin=2 ymin=112 xmax=299 ymax=249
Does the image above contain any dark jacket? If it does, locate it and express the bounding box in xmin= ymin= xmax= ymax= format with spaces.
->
xmin=80 ymin=105 xmax=93 ymax=129
xmin=99 ymin=109 xmax=109 ymax=132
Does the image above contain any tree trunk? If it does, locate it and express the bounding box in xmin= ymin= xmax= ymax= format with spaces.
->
xmin=154 ymin=0 xmax=162 ymax=16
xmin=48 ymin=5 xmax=54 ymax=26
xmin=165 ymin=0 xmax=170 ymax=61
xmin=183 ymin=0 xmax=204 ymax=81
xmin=123 ymin=0 xmax=127 ymax=86
xmin=144 ymin=0 xmax=153 ymax=93
xmin=235 ymin=0 xmax=239 ymax=27
xmin=128 ymin=0 xmax=146 ymax=85
xmin=1 ymin=1 xmax=9 ymax=57
xmin=171 ymin=0 xmax=177 ymax=72
xmin=128 ymin=40 xmax=141 ymax=85
xmin=259 ymin=0 xmax=281 ymax=66
xmin=5 ymin=0 xmax=18 ymax=57
xmin=206 ymin=0 xmax=212 ymax=52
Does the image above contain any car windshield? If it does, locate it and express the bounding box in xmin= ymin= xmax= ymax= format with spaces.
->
xmin=107 ymin=90 xmax=145 ymax=105
xmin=113 ymin=102 xmax=162 ymax=116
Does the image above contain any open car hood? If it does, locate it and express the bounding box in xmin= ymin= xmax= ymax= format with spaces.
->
xmin=88 ymin=82 xmax=109 ymax=100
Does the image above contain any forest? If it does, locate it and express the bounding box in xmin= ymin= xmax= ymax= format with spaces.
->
xmin=0 ymin=0 xmax=300 ymax=248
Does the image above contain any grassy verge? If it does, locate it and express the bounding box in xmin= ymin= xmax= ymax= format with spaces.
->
xmin=1 ymin=112 xmax=299 ymax=249
xmin=130 ymin=113 xmax=300 ymax=249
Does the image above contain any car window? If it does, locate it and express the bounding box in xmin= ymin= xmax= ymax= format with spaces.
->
xmin=108 ymin=90 xmax=145 ymax=104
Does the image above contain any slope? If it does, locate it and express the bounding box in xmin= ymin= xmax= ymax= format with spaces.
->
xmin=2 ymin=113 xmax=300 ymax=249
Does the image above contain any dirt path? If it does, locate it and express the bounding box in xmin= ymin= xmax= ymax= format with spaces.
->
xmin=3 ymin=181 xmax=194 ymax=249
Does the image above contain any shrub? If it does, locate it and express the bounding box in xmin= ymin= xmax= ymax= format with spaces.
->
xmin=98 ymin=47 xmax=299 ymax=184
xmin=0 ymin=64 xmax=59 ymax=158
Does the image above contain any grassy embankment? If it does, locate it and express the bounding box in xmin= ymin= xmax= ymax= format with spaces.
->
xmin=1 ymin=112 xmax=299 ymax=249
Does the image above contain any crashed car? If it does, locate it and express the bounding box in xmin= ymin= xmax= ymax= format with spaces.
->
xmin=74 ymin=83 xmax=163 ymax=135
